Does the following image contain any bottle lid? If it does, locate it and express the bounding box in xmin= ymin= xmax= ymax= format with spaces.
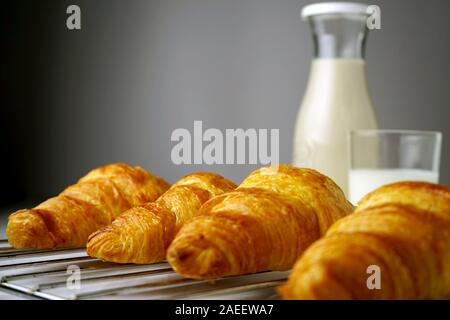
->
xmin=301 ymin=2 xmax=370 ymax=20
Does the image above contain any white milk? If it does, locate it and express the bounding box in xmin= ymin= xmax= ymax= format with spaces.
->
xmin=349 ymin=168 xmax=439 ymax=205
xmin=293 ymin=59 xmax=378 ymax=194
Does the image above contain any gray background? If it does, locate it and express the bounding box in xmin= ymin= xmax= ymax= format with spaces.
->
xmin=2 ymin=0 xmax=450 ymax=237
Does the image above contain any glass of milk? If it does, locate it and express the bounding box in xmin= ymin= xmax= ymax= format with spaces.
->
xmin=349 ymin=130 xmax=442 ymax=204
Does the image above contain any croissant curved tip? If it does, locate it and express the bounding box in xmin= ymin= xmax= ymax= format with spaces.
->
xmin=86 ymin=228 xmax=129 ymax=263
xmin=167 ymin=238 xmax=231 ymax=280
xmin=278 ymin=264 xmax=355 ymax=300
xmin=6 ymin=209 xmax=56 ymax=249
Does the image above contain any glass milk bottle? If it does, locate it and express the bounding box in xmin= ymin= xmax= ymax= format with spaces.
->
xmin=293 ymin=2 xmax=378 ymax=194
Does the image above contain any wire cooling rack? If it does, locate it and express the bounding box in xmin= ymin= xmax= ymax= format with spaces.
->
xmin=0 ymin=239 xmax=286 ymax=300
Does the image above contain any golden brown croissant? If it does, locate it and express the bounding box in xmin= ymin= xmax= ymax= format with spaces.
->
xmin=7 ymin=163 xmax=169 ymax=249
xmin=167 ymin=164 xmax=354 ymax=279
xmin=86 ymin=172 xmax=237 ymax=264
xmin=279 ymin=182 xmax=450 ymax=300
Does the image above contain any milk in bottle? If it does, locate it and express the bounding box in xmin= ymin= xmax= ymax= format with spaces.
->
xmin=293 ymin=2 xmax=378 ymax=194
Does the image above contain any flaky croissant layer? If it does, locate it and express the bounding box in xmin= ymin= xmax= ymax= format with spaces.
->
xmin=86 ymin=172 xmax=237 ymax=264
xmin=7 ymin=163 xmax=169 ymax=249
xmin=279 ymin=182 xmax=450 ymax=300
xmin=167 ymin=164 xmax=354 ymax=279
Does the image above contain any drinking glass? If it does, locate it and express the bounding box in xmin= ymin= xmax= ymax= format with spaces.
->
xmin=349 ymin=130 xmax=442 ymax=204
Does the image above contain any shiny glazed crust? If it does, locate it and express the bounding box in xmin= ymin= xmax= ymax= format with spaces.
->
xmin=167 ymin=164 xmax=354 ymax=279
xmin=6 ymin=163 xmax=170 ymax=249
xmin=279 ymin=182 xmax=450 ymax=300
xmin=86 ymin=173 xmax=237 ymax=264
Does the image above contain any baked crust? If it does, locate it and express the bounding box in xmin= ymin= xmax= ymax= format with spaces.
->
xmin=167 ymin=164 xmax=353 ymax=279
xmin=86 ymin=172 xmax=237 ymax=264
xmin=279 ymin=181 xmax=450 ymax=299
xmin=6 ymin=163 xmax=169 ymax=249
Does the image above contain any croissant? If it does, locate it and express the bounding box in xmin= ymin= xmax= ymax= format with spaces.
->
xmin=279 ymin=182 xmax=450 ymax=300
xmin=7 ymin=163 xmax=169 ymax=249
xmin=167 ymin=164 xmax=354 ymax=279
xmin=86 ymin=172 xmax=237 ymax=264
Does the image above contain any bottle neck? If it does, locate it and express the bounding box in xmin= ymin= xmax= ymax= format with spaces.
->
xmin=308 ymin=14 xmax=368 ymax=59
